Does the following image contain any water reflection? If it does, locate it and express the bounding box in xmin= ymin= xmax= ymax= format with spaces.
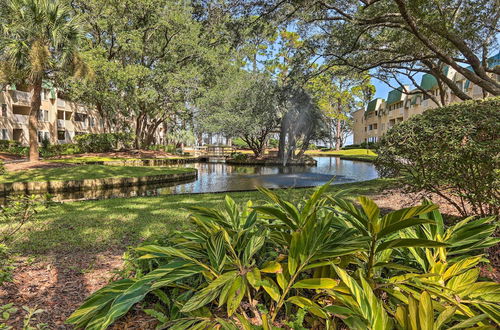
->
xmin=4 ymin=157 xmax=379 ymax=202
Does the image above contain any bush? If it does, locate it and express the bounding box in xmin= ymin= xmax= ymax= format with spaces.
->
xmin=0 ymin=140 xmax=28 ymax=157
xmin=230 ymin=151 xmax=248 ymax=161
xmin=68 ymin=183 xmax=499 ymax=329
xmin=0 ymin=160 xmax=5 ymax=175
xmin=75 ymin=133 xmax=134 ymax=153
xmin=376 ymin=97 xmax=500 ymax=216
xmin=40 ymin=144 xmax=80 ymax=158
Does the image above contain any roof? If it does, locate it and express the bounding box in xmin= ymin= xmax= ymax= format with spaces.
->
xmin=365 ymin=98 xmax=381 ymax=113
xmin=420 ymin=73 xmax=438 ymax=90
xmin=386 ymin=88 xmax=403 ymax=105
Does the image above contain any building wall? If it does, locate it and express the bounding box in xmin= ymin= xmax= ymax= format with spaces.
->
xmin=0 ymin=87 xmax=105 ymax=146
xmin=353 ymin=67 xmax=498 ymax=144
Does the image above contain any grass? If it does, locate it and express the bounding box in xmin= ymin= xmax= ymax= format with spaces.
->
xmin=0 ymin=165 xmax=196 ymax=183
xmin=11 ymin=178 xmax=398 ymax=255
xmin=305 ymin=149 xmax=378 ymax=162
xmin=48 ymin=155 xmax=197 ymax=164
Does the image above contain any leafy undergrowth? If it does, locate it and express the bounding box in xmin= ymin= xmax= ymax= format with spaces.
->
xmin=67 ymin=181 xmax=499 ymax=329
xmin=0 ymin=165 xmax=195 ymax=183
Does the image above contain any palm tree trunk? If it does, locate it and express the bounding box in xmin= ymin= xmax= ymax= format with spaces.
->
xmin=29 ymin=79 xmax=42 ymax=161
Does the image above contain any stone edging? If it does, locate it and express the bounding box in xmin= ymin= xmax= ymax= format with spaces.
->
xmin=0 ymin=169 xmax=197 ymax=196
xmin=226 ymin=158 xmax=317 ymax=166
xmin=69 ymin=158 xmax=200 ymax=166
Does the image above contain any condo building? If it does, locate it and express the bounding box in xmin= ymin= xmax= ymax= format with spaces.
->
xmin=352 ymin=58 xmax=500 ymax=144
xmin=0 ymin=82 xmax=105 ymax=146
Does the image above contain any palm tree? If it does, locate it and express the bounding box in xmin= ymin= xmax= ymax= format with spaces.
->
xmin=0 ymin=0 xmax=83 ymax=161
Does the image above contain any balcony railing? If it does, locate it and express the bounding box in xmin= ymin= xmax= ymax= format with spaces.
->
xmin=57 ymin=119 xmax=65 ymax=128
xmin=10 ymin=90 xmax=31 ymax=105
xmin=14 ymin=114 xmax=28 ymax=124
xmin=57 ymin=99 xmax=66 ymax=108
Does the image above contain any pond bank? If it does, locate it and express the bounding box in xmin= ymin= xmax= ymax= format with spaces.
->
xmin=0 ymin=165 xmax=197 ymax=196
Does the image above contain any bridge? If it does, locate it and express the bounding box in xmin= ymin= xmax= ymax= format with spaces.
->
xmin=194 ymin=145 xmax=236 ymax=162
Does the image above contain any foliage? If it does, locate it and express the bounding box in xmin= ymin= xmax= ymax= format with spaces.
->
xmin=0 ymin=0 xmax=86 ymax=161
xmin=0 ymin=161 xmax=4 ymax=175
xmin=0 ymin=304 xmax=47 ymax=330
xmin=0 ymin=141 xmax=28 ymax=157
xmin=75 ymin=133 xmax=133 ymax=153
xmin=40 ymin=144 xmax=80 ymax=158
xmin=260 ymin=0 xmax=500 ymax=98
xmin=68 ymin=182 xmax=499 ymax=329
xmin=229 ymin=152 xmax=248 ymax=161
xmin=231 ymin=137 xmax=249 ymax=149
xmin=307 ymin=67 xmax=375 ymax=150
xmin=197 ymin=70 xmax=281 ymax=157
xmin=376 ymin=97 xmax=500 ymax=216
xmin=0 ymin=244 xmax=14 ymax=285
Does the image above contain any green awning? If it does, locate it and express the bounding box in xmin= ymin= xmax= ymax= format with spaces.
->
xmin=50 ymin=88 xmax=56 ymax=99
xmin=9 ymin=84 xmax=16 ymax=90
xmin=420 ymin=73 xmax=438 ymax=90
xmin=366 ymin=98 xmax=379 ymax=113
xmin=387 ymin=88 xmax=403 ymax=105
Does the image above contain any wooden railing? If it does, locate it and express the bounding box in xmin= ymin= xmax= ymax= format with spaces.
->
xmin=194 ymin=145 xmax=236 ymax=157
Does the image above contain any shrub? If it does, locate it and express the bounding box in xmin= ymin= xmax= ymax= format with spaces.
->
xmin=0 ymin=140 xmax=28 ymax=157
xmin=75 ymin=133 xmax=134 ymax=153
xmin=40 ymin=143 xmax=80 ymax=158
xmin=230 ymin=151 xmax=248 ymax=161
xmin=268 ymin=137 xmax=279 ymax=149
xmin=0 ymin=160 xmax=5 ymax=175
xmin=67 ymin=183 xmax=499 ymax=329
xmin=376 ymin=97 xmax=500 ymax=216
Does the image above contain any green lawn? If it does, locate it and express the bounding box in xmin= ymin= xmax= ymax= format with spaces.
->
xmin=0 ymin=165 xmax=195 ymax=183
xmin=306 ymin=148 xmax=377 ymax=156
xmin=305 ymin=149 xmax=378 ymax=162
xmin=48 ymin=156 xmax=197 ymax=164
xmin=13 ymin=178 xmax=398 ymax=255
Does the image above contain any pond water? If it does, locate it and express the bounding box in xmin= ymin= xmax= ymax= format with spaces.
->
xmin=34 ymin=157 xmax=379 ymax=202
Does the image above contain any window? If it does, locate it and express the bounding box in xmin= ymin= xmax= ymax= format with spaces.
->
xmin=89 ymin=117 xmax=95 ymax=127
xmin=38 ymin=131 xmax=50 ymax=143
xmin=1 ymin=129 xmax=8 ymax=140
xmin=99 ymin=118 xmax=105 ymax=128
xmin=74 ymin=113 xmax=87 ymax=122
xmin=57 ymin=130 xmax=65 ymax=141
xmin=381 ymin=123 xmax=385 ymax=131
xmin=37 ymin=110 xmax=49 ymax=122
xmin=1 ymin=104 xmax=6 ymax=117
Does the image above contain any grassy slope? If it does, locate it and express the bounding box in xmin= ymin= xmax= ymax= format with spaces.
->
xmin=305 ymin=149 xmax=378 ymax=162
xmin=0 ymin=165 xmax=195 ymax=183
xmin=16 ymin=178 xmax=398 ymax=255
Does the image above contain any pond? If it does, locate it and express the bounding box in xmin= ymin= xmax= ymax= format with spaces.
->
xmin=39 ymin=157 xmax=379 ymax=202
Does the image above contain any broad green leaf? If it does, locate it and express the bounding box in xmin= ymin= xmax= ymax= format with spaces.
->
xmin=418 ymin=291 xmax=433 ymax=330
xmin=358 ymin=196 xmax=380 ymax=223
xmin=246 ymin=268 xmax=261 ymax=289
xmin=442 ymin=256 xmax=482 ymax=281
xmin=434 ymin=306 xmax=457 ymax=330
xmin=260 ymin=261 xmax=282 ymax=273
xmin=287 ymin=296 xmax=329 ymax=319
xmin=226 ymin=276 xmax=246 ymax=316
xmin=292 ymin=278 xmax=339 ymax=289
xmin=377 ymin=218 xmax=435 ymax=238
xmin=381 ymin=204 xmax=439 ymax=229
xmin=376 ymin=239 xmax=448 ymax=253
xmin=260 ymin=277 xmax=280 ymax=302
xmin=181 ymin=271 xmax=238 ymax=312
xmin=448 ymin=314 xmax=489 ymax=329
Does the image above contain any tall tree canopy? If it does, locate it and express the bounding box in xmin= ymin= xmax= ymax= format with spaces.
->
xmin=246 ymin=0 xmax=500 ymax=98
xmin=0 ymin=0 xmax=85 ymax=160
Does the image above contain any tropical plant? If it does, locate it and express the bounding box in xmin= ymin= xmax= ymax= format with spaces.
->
xmin=0 ymin=0 xmax=86 ymax=160
xmin=67 ymin=183 xmax=499 ymax=329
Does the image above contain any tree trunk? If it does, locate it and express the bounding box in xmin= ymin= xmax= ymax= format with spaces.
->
xmin=335 ymin=118 xmax=341 ymax=151
xmin=29 ymin=79 xmax=42 ymax=161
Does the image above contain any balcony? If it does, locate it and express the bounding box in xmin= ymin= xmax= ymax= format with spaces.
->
xmin=57 ymin=99 xmax=66 ymax=108
xmin=57 ymin=119 xmax=65 ymax=128
xmin=10 ymin=90 xmax=31 ymax=106
xmin=14 ymin=114 xmax=28 ymax=125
